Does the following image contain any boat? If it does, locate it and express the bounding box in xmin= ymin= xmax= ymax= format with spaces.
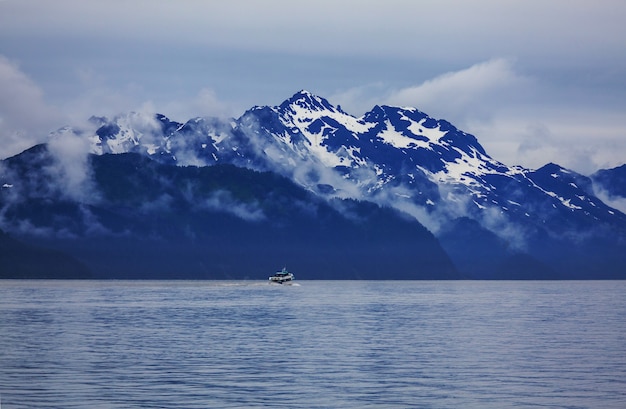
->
xmin=268 ymin=267 xmax=295 ymax=284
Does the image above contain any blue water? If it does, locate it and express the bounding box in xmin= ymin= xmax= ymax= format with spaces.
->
xmin=1 ymin=280 xmax=625 ymax=408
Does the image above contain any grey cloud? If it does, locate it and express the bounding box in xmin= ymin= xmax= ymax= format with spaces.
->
xmin=5 ymin=1 xmax=624 ymax=63
xmin=1 ymin=1 xmax=625 ymax=176
xmin=200 ymin=190 xmax=266 ymax=222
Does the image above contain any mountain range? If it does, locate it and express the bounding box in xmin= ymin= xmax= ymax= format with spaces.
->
xmin=1 ymin=90 xmax=625 ymax=279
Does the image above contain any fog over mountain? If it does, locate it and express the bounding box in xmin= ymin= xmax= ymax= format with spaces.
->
xmin=1 ymin=91 xmax=625 ymax=279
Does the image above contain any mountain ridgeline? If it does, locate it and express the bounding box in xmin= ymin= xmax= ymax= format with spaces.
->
xmin=1 ymin=90 xmax=625 ymax=279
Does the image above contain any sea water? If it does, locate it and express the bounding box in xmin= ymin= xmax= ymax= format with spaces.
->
xmin=0 ymin=280 xmax=625 ymax=408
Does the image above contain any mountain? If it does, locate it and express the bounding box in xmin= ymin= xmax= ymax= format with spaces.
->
xmin=0 ymin=146 xmax=458 ymax=279
xmin=2 ymin=90 xmax=626 ymax=278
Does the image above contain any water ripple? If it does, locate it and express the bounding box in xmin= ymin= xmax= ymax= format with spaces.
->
xmin=1 ymin=280 xmax=625 ymax=408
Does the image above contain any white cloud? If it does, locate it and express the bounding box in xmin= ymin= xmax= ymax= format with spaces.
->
xmin=160 ymin=88 xmax=235 ymax=121
xmin=332 ymin=59 xmax=533 ymax=123
xmin=46 ymin=128 xmax=98 ymax=203
xmin=0 ymin=55 xmax=62 ymax=158
xmin=593 ymin=187 xmax=626 ymax=215
xmin=385 ymin=59 xmax=532 ymax=123
xmin=333 ymin=59 xmax=626 ymax=174
xmin=466 ymin=110 xmax=626 ymax=174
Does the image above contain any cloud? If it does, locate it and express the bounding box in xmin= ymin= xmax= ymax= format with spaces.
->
xmin=162 ymin=88 xmax=234 ymax=120
xmin=332 ymin=58 xmax=626 ymax=174
xmin=200 ymin=190 xmax=266 ymax=222
xmin=466 ymin=111 xmax=626 ymax=174
xmin=385 ymin=59 xmax=532 ymax=123
xmin=62 ymin=82 xmax=146 ymax=125
xmin=6 ymin=1 xmax=624 ymax=66
xmin=592 ymin=186 xmax=626 ymax=215
xmin=46 ymin=128 xmax=99 ymax=203
xmin=329 ymin=83 xmax=387 ymax=116
xmin=478 ymin=206 xmax=529 ymax=252
xmin=0 ymin=55 xmax=62 ymax=159
xmin=325 ymin=59 xmax=532 ymax=117
xmin=66 ymin=70 xmax=235 ymax=124
xmin=139 ymin=193 xmax=175 ymax=214
xmin=3 ymin=0 xmax=626 ymax=177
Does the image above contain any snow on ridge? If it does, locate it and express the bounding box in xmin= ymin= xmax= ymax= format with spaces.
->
xmin=275 ymin=98 xmax=374 ymax=168
xmin=283 ymin=101 xmax=373 ymax=135
xmin=432 ymin=144 xmax=506 ymax=184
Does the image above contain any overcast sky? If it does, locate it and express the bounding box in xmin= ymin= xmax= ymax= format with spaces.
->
xmin=1 ymin=0 xmax=625 ymax=174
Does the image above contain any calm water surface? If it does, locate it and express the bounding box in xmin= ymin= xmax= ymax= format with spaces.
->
xmin=1 ymin=280 xmax=625 ymax=408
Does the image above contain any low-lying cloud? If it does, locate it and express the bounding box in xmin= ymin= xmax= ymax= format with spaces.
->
xmin=200 ymin=190 xmax=266 ymax=222
xmin=46 ymin=128 xmax=98 ymax=204
xmin=592 ymin=186 xmax=626 ymax=215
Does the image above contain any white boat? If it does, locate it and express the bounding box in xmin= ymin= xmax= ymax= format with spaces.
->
xmin=268 ymin=267 xmax=295 ymax=284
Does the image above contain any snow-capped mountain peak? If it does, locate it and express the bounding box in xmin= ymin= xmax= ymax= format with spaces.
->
xmin=7 ymin=90 xmax=626 ymax=279
xmin=88 ymin=111 xmax=175 ymax=156
xmin=280 ymin=90 xmax=335 ymax=111
xmin=45 ymin=91 xmax=626 ymax=239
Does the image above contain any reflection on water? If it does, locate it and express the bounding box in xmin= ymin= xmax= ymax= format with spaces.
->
xmin=1 ymin=280 xmax=625 ymax=408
